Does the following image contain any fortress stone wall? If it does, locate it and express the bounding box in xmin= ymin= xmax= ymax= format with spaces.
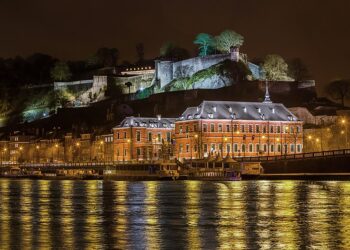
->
xmin=156 ymin=54 xmax=231 ymax=88
xmin=155 ymin=52 xmax=260 ymax=88
xmin=114 ymin=73 xmax=154 ymax=94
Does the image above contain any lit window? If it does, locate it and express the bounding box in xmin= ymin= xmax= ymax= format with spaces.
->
xmin=203 ymin=124 xmax=207 ymax=132
xmin=234 ymin=143 xmax=238 ymax=152
xmin=166 ymin=132 xmax=171 ymax=142
xmin=136 ymin=131 xmax=141 ymax=142
xmin=241 ymin=125 xmax=245 ymax=133
xmin=249 ymin=125 xmax=253 ymax=133
xmin=226 ymin=144 xmax=231 ymax=153
xmin=218 ymin=124 xmax=223 ymax=132
xmin=249 ymin=143 xmax=253 ymax=152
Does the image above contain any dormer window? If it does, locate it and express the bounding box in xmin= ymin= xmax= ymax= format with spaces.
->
xmin=212 ymin=106 xmax=217 ymax=112
xmin=196 ymin=106 xmax=200 ymax=112
xmin=208 ymin=113 xmax=214 ymax=119
xmin=261 ymin=114 xmax=265 ymax=120
xmin=272 ymin=108 xmax=275 ymax=114
xmin=243 ymin=107 xmax=247 ymax=113
xmin=257 ymin=108 xmax=261 ymax=113
xmin=228 ymin=107 xmax=233 ymax=113
xmin=231 ymin=113 xmax=237 ymax=119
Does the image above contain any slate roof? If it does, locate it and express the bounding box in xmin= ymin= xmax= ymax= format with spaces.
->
xmin=179 ymin=100 xmax=299 ymax=122
xmin=115 ymin=116 xmax=175 ymax=129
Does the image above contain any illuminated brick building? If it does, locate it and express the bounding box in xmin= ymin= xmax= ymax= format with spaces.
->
xmin=174 ymin=95 xmax=303 ymax=160
xmin=113 ymin=116 xmax=175 ymax=162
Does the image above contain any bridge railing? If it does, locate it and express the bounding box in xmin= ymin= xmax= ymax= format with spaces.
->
xmin=235 ymin=149 xmax=350 ymax=162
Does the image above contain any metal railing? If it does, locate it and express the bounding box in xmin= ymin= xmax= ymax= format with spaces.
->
xmin=234 ymin=149 xmax=350 ymax=162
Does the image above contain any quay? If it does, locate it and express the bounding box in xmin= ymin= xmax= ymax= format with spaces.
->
xmin=1 ymin=149 xmax=350 ymax=180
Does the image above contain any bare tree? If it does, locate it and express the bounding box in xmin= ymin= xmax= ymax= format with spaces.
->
xmin=326 ymin=79 xmax=350 ymax=106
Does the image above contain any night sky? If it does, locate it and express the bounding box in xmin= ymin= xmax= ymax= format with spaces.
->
xmin=1 ymin=0 xmax=350 ymax=94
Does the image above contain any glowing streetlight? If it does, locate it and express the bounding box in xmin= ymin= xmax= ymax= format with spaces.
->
xmin=99 ymin=141 xmax=104 ymax=145
xmin=76 ymin=142 xmax=80 ymax=147
xmin=224 ymin=137 xmax=228 ymax=142
xmin=194 ymin=134 xmax=198 ymax=139
xmin=308 ymin=135 xmax=312 ymax=140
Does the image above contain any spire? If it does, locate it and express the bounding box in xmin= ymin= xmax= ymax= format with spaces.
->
xmin=263 ymin=80 xmax=272 ymax=103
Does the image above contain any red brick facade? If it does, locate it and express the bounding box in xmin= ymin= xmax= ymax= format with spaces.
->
xmin=113 ymin=126 xmax=174 ymax=162
xmin=174 ymin=119 xmax=303 ymax=160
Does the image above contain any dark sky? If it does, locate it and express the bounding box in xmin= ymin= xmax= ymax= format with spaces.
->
xmin=1 ymin=0 xmax=350 ymax=95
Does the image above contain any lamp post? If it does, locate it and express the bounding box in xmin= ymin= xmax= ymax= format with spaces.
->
xmin=194 ymin=134 xmax=199 ymax=159
xmin=19 ymin=146 xmax=23 ymax=163
xmin=99 ymin=140 xmax=104 ymax=162
xmin=75 ymin=142 xmax=80 ymax=162
xmin=224 ymin=137 xmax=228 ymax=156
xmin=55 ymin=144 xmax=59 ymax=162
xmin=284 ymin=126 xmax=289 ymax=156
xmin=36 ymin=145 xmax=40 ymax=163
xmin=341 ymin=118 xmax=348 ymax=148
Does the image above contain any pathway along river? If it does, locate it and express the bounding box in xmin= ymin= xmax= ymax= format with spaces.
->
xmin=0 ymin=179 xmax=349 ymax=249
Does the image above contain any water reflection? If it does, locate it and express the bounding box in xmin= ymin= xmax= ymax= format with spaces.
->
xmin=0 ymin=179 xmax=350 ymax=249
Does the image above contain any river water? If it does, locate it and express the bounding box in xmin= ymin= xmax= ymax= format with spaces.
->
xmin=0 ymin=179 xmax=349 ymax=249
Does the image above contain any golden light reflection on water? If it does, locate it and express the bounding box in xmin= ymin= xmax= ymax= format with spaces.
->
xmin=340 ymin=182 xmax=350 ymax=249
xmin=114 ymin=181 xmax=128 ymax=248
xmin=273 ymin=181 xmax=297 ymax=249
xmin=1 ymin=180 xmax=350 ymax=249
xmin=256 ymin=181 xmax=273 ymax=250
xmin=20 ymin=180 xmax=32 ymax=249
xmin=186 ymin=181 xmax=201 ymax=249
xmin=307 ymin=183 xmax=331 ymax=249
xmin=144 ymin=181 xmax=160 ymax=249
xmin=0 ymin=180 xmax=10 ymax=249
xmin=85 ymin=181 xmax=103 ymax=248
xmin=38 ymin=180 xmax=51 ymax=249
xmin=60 ymin=181 xmax=74 ymax=248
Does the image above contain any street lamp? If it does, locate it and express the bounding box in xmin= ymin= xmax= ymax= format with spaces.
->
xmin=75 ymin=142 xmax=80 ymax=162
xmin=284 ymin=126 xmax=289 ymax=155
